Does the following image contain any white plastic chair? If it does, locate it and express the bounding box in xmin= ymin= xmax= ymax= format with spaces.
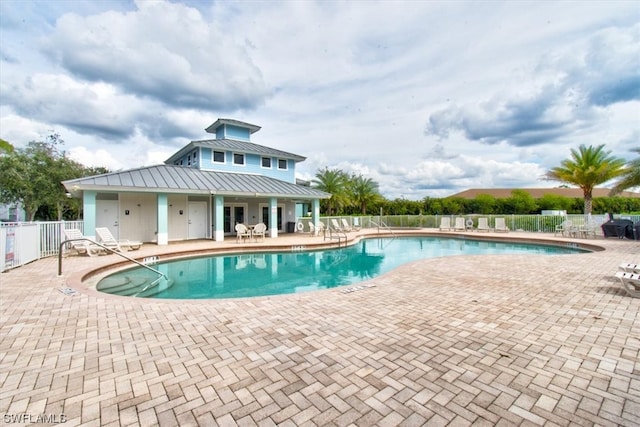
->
xmin=494 ymin=218 xmax=509 ymax=232
xmin=235 ymin=223 xmax=251 ymax=243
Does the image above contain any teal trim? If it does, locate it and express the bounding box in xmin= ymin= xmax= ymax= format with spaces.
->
xmin=83 ymin=191 xmax=97 ymax=237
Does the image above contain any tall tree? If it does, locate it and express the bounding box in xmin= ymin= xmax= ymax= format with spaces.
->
xmin=609 ymin=147 xmax=640 ymax=196
xmin=311 ymin=167 xmax=349 ymax=215
xmin=544 ymin=144 xmax=626 ymax=214
xmin=349 ymin=174 xmax=382 ymax=215
xmin=0 ymin=134 xmax=103 ymax=220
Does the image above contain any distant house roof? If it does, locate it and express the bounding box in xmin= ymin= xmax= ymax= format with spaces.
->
xmin=165 ymin=139 xmax=306 ymax=165
xmin=205 ymin=118 xmax=261 ymax=134
xmin=448 ymin=188 xmax=640 ymax=199
xmin=63 ymin=165 xmax=330 ymax=199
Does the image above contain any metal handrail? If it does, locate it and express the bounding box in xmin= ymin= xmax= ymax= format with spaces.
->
xmin=371 ymin=220 xmax=395 ymax=235
xmin=133 ymin=275 xmax=168 ymax=298
xmin=325 ymin=227 xmax=347 ymax=246
xmin=58 ymin=238 xmax=167 ymax=279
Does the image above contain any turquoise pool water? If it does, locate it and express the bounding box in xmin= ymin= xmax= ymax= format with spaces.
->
xmin=96 ymin=236 xmax=587 ymax=299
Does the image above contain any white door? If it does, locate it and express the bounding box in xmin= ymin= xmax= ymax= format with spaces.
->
xmin=188 ymin=201 xmax=207 ymax=239
xmin=96 ymin=200 xmax=120 ymax=238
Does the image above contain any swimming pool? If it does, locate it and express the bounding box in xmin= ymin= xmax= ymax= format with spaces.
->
xmin=95 ymin=236 xmax=588 ymax=299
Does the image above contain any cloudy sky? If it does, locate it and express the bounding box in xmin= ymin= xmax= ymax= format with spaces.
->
xmin=1 ymin=0 xmax=638 ymax=199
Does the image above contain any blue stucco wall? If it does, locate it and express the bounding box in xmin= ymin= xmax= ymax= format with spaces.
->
xmin=199 ymin=148 xmax=296 ymax=182
xmin=216 ymin=124 xmax=250 ymax=141
xmin=171 ymin=148 xmax=200 ymax=168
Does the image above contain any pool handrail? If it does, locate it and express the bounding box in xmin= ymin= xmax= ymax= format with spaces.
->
xmin=58 ymin=238 xmax=168 ymax=280
xmin=325 ymin=227 xmax=347 ymax=246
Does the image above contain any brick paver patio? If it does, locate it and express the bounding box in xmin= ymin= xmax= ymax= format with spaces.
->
xmin=1 ymin=230 xmax=638 ymax=426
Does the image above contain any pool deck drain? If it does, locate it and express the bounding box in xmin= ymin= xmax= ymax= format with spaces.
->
xmin=1 ymin=229 xmax=639 ymax=426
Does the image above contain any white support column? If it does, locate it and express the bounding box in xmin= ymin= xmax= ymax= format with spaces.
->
xmin=214 ymin=195 xmax=225 ymax=241
xmin=312 ymin=199 xmax=320 ymax=229
xmin=269 ymin=197 xmax=278 ymax=238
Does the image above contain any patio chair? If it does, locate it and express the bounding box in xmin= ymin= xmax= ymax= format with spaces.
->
xmin=619 ymin=263 xmax=640 ymax=274
xmin=555 ymin=220 xmax=573 ymax=236
xmin=331 ymin=218 xmax=346 ymax=232
xmin=494 ymin=218 xmax=509 ymax=232
xmin=63 ymin=228 xmax=104 ymax=257
xmin=309 ymin=222 xmax=326 ymax=237
xmin=95 ymin=227 xmax=142 ymax=251
xmin=342 ymin=218 xmax=360 ymax=231
xmin=235 ymin=223 xmax=252 ymax=243
xmin=439 ymin=217 xmax=452 ymax=231
xmin=614 ymin=271 xmax=640 ymax=298
xmin=476 ymin=217 xmax=490 ymax=232
xmin=319 ymin=221 xmax=326 ymax=236
xmin=453 ymin=217 xmax=466 ymax=231
xmin=252 ymin=222 xmax=267 ymax=242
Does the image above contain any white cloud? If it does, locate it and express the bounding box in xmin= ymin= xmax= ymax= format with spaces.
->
xmin=42 ymin=0 xmax=268 ymax=111
xmin=1 ymin=0 xmax=638 ymax=199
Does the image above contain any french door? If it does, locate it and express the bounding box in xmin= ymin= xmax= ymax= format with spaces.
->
xmin=223 ymin=204 xmax=247 ymax=234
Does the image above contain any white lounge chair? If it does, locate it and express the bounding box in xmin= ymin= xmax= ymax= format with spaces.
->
xmin=476 ymin=217 xmax=490 ymax=232
xmin=235 ymin=223 xmax=252 ymax=243
xmin=494 ymin=218 xmax=509 ymax=232
xmin=341 ymin=218 xmax=360 ymax=232
xmin=439 ymin=217 xmax=452 ymax=231
xmin=63 ymin=228 xmax=104 ymax=257
xmin=95 ymin=227 xmax=142 ymax=251
xmin=614 ymin=271 xmax=640 ymax=298
xmin=331 ymin=219 xmax=346 ymax=232
xmin=453 ymin=217 xmax=466 ymax=231
xmin=619 ymin=263 xmax=640 ymax=274
xmin=252 ymin=222 xmax=266 ymax=242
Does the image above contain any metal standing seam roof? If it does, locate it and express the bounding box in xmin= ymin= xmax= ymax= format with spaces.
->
xmin=165 ymin=139 xmax=306 ymax=165
xmin=63 ymin=164 xmax=331 ymax=199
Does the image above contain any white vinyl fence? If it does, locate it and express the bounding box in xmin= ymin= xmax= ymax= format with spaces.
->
xmin=1 ymin=221 xmax=83 ymax=272
xmin=308 ymin=214 xmax=621 ymax=234
xmin=2 ymin=215 xmax=638 ymax=272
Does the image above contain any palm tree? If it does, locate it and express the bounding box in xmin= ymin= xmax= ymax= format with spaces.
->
xmin=609 ymin=148 xmax=640 ymax=195
xmin=312 ymin=167 xmax=349 ymax=215
xmin=544 ymin=144 xmax=626 ymax=214
xmin=349 ymin=174 xmax=382 ymax=214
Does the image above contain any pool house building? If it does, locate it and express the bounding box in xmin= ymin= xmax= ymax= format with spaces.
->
xmin=63 ymin=119 xmax=330 ymax=245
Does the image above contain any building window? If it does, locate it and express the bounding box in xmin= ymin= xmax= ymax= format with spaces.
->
xmin=261 ymin=157 xmax=271 ymax=168
xmin=233 ymin=153 xmax=245 ymax=165
xmin=278 ymin=159 xmax=288 ymax=170
xmin=213 ymin=150 xmax=225 ymax=163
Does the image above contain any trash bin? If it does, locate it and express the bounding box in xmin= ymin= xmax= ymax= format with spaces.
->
xmin=287 ymin=221 xmax=296 ymax=233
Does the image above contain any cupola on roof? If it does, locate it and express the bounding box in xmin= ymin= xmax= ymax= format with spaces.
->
xmin=205 ymin=118 xmax=261 ymax=135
